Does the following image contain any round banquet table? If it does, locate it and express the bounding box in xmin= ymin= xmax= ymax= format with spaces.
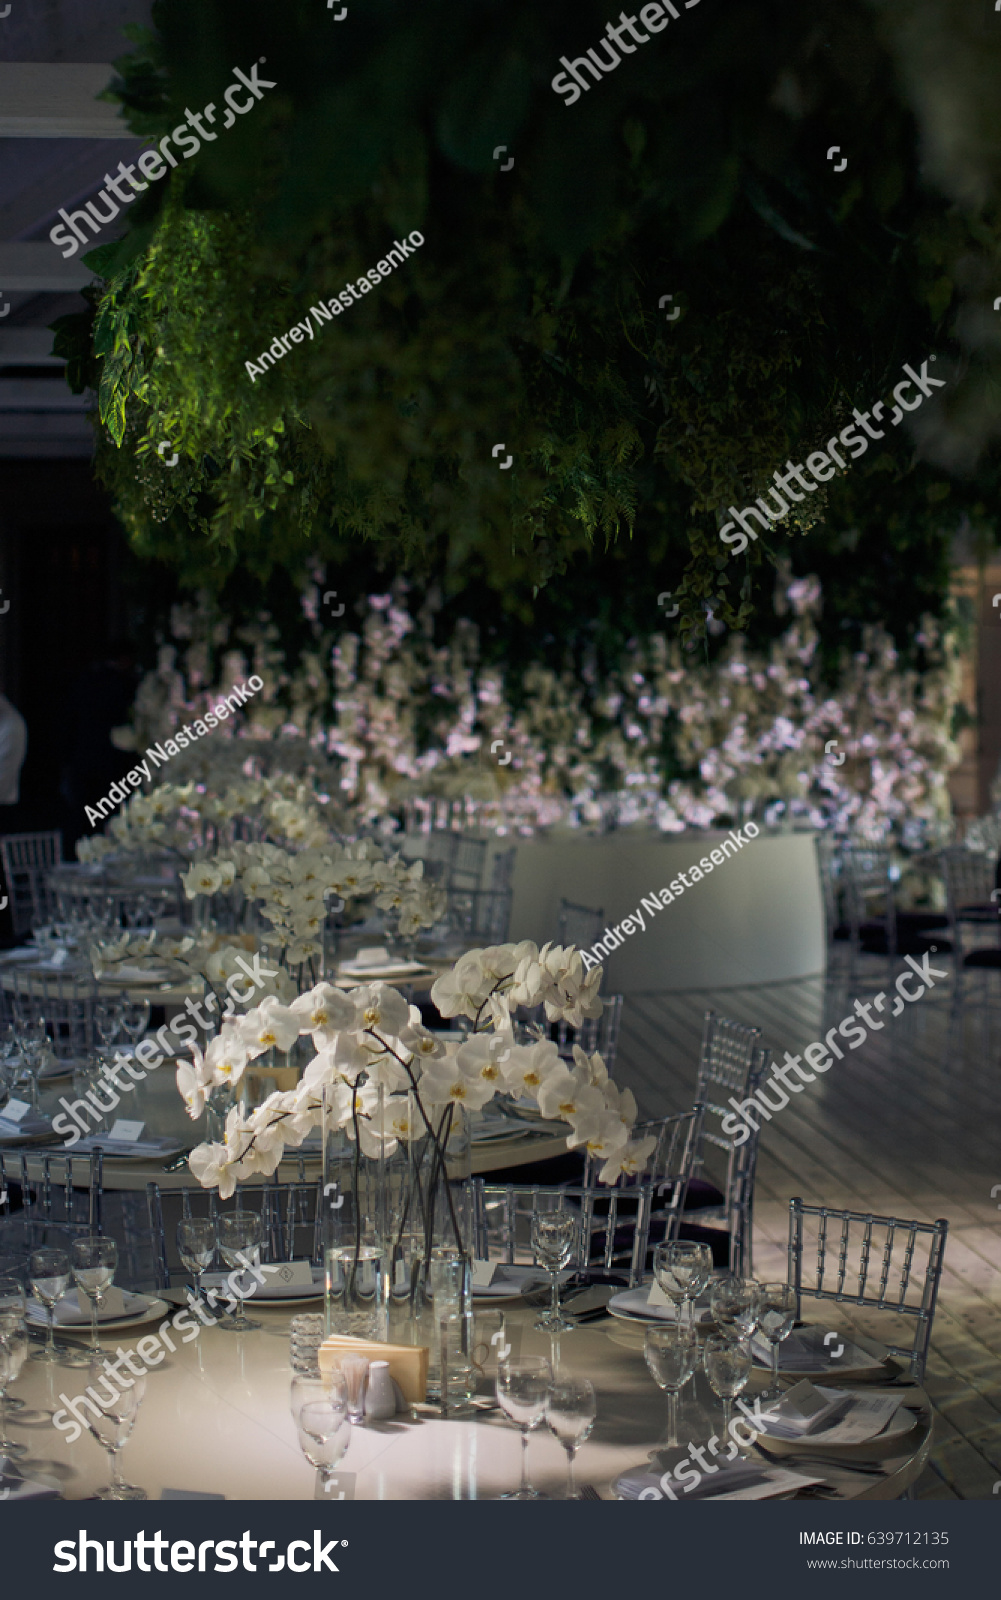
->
xmin=6 ymin=1305 xmax=930 ymax=1501
xmin=499 ymin=828 xmax=825 ymax=993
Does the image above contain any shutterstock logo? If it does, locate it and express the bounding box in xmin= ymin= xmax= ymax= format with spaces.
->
xmin=53 ymin=1531 xmax=348 ymax=1573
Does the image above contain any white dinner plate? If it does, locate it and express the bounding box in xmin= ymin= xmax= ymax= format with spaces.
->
xmin=27 ymin=1295 xmax=170 ymax=1335
xmin=607 ymin=1287 xmax=715 ymax=1326
xmin=755 ymin=1394 xmax=921 ymax=1461
xmin=337 ymin=961 xmax=431 ymax=979
xmin=110 ymin=964 xmax=174 ymax=984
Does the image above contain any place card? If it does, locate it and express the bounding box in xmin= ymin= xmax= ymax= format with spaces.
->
xmin=262 ymin=1260 xmax=315 ymax=1288
xmin=471 ymin=1259 xmax=498 ymax=1288
xmin=0 ymin=1099 xmax=31 ymax=1125
xmin=107 ymin=1119 xmax=145 ymax=1143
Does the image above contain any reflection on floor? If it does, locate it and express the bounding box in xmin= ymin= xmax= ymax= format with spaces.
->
xmin=616 ymin=952 xmax=1001 ymax=1500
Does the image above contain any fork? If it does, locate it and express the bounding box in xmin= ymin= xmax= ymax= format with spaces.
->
xmin=578 ymin=1483 xmax=602 ymax=1501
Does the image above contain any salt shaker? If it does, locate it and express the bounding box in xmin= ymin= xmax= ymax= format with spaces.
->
xmin=365 ymin=1359 xmax=397 ymax=1420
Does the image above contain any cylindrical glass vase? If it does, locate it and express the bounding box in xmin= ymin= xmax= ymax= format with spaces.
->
xmin=322 ymin=1081 xmax=388 ymax=1340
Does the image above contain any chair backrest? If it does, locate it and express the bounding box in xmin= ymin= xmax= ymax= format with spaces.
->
xmin=448 ymin=836 xmax=488 ymax=891
xmin=549 ymin=994 xmax=624 ymax=1073
xmin=176 ymin=1175 xmax=325 ymax=1275
xmin=787 ymin=1197 xmax=948 ymax=1380
xmin=0 ymin=1148 xmax=103 ymax=1234
xmin=841 ymin=845 xmax=896 ymax=953
xmin=813 ymin=837 xmax=843 ymax=947
xmin=695 ymin=1011 xmax=768 ymax=1155
xmin=939 ymin=847 xmax=994 ymax=920
xmin=0 ymin=831 xmax=63 ymax=936
xmin=556 ymin=898 xmax=606 ymax=953
xmin=471 ymin=1178 xmax=653 ymax=1287
xmin=446 ymin=886 xmax=512 ymax=944
xmin=7 ymin=968 xmax=97 ymax=1058
xmin=490 ymin=847 xmax=516 ymax=894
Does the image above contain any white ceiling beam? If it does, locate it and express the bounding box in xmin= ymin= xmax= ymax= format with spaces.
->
xmin=0 ymin=65 xmax=129 ymax=138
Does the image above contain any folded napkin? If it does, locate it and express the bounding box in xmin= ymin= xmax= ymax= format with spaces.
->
xmin=0 ymin=1112 xmax=53 ymax=1140
xmin=42 ymin=1288 xmax=149 ymax=1326
xmin=0 ymin=1467 xmax=60 ymax=1500
xmin=751 ymin=1326 xmax=883 ymax=1372
xmin=71 ymin=1133 xmax=181 ymax=1158
xmin=615 ymin=1462 xmax=777 ymax=1501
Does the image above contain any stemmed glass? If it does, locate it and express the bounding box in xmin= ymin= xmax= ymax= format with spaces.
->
xmin=644 ymin=1323 xmax=698 ymax=1449
xmin=291 ymin=1372 xmax=352 ymax=1499
xmin=0 ymin=1025 xmax=18 ymax=1099
xmin=94 ymin=998 xmax=123 ymax=1051
xmin=496 ymin=1356 xmax=552 ymax=1500
xmin=85 ymin=1361 xmax=147 ymax=1499
xmin=653 ymin=1241 xmax=713 ymax=1331
xmin=216 ymin=1212 xmax=263 ymax=1332
xmin=29 ymin=1248 xmax=71 ymax=1363
xmin=531 ymin=1199 xmax=577 ymax=1332
xmin=70 ymin=1236 xmax=118 ymax=1359
xmin=710 ymin=1276 xmax=762 ymax=1340
xmin=0 ymin=1281 xmax=28 ymax=1460
xmin=118 ymin=993 xmax=150 ymax=1047
xmin=703 ymin=1334 xmax=752 ymax=1439
xmin=545 ymin=1374 xmax=596 ymax=1499
xmin=177 ymin=1219 xmax=215 ymax=1306
xmin=15 ymin=1019 xmax=48 ymax=1113
xmin=757 ymin=1282 xmax=798 ymax=1402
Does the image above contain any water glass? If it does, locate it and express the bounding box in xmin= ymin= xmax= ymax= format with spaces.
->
xmin=652 ymin=1241 xmax=713 ymax=1331
xmin=758 ymin=1282 xmax=798 ymax=1401
xmin=85 ymin=1360 xmax=146 ymax=1499
xmin=495 ymin=1356 xmax=552 ymax=1500
xmin=119 ymin=993 xmax=151 ymax=1045
xmin=710 ymin=1276 xmax=762 ymax=1340
xmin=0 ymin=1282 xmax=28 ymax=1460
xmin=296 ymin=1397 xmax=352 ymax=1499
xmin=70 ymin=1236 xmax=118 ymax=1358
xmin=29 ymin=1247 xmax=71 ymax=1363
xmin=216 ymin=1211 xmax=263 ymax=1332
xmin=545 ymin=1374 xmax=596 ymax=1499
xmin=703 ymin=1334 xmax=752 ymax=1437
xmin=531 ymin=1198 xmax=577 ymax=1333
xmin=95 ymin=998 xmax=123 ymax=1050
xmin=177 ymin=1218 xmax=215 ymax=1305
xmin=644 ymin=1323 xmax=698 ymax=1448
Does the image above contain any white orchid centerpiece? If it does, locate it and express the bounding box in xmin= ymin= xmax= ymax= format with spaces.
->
xmin=180 ymin=942 xmax=651 ymax=1199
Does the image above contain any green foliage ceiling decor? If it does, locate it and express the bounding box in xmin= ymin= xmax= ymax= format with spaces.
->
xmin=51 ymin=0 xmax=1001 ymax=644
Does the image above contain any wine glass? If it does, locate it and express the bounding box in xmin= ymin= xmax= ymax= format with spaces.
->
xmin=545 ymin=1374 xmax=596 ymax=1499
xmin=495 ymin=1356 xmax=552 ymax=1500
xmin=757 ymin=1282 xmax=798 ymax=1402
xmin=653 ymin=1241 xmax=713 ymax=1331
xmin=216 ymin=1211 xmax=263 ymax=1332
xmin=710 ymin=1276 xmax=762 ymax=1340
xmin=15 ymin=1019 xmax=48 ymax=1113
xmin=644 ymin=1323 xmax=698 ymax=1449
xmin=95 ymin=998 xmax=123 ymax=1050
xmin=177 ymin=1219 xmax=215 ymax=1305
xmin=703 ymin=1334 xmax=752 ymax=1438
xmin=70 ymin=1236 xmax=118 ymax=1359
xmin=29 ymin=1247 xmax=71 ymax=1363
xmin=0 ymin=1283 xmax=28 ymax=1460
xmin=85 ymin=1360 xmax=147 ymax=1499
xmin=296 ymin=1399 xmax=352 ymax=1499
xmin=531 ymin=1199 xmax=578 ymax=1332
xmin=119 ymin=993 xmax=150 ymax=1047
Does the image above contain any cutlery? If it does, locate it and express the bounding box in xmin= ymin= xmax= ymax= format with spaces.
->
xmin=578 ymin=1483 xmax=602 ymax=1500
